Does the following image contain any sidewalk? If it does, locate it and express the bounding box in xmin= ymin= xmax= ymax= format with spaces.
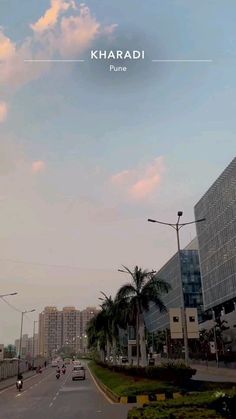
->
xmin=191 ymin=364 xmax=236 ymax=383
xmin=0 ymin=369 xmax=37 ymax=392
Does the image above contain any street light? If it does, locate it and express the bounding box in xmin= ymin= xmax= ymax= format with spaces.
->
xmin=18 ymin=309 xmax=36 ymax=375
xmin=148 ymin=212 xmax=205 ymax=365
xmin=32 ymin=320 xmax=38 ymax=369
xmin=0 ymin=292 xmax=18 ymax=298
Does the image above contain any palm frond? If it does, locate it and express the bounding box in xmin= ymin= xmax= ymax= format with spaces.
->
xmin=116 ymin=283 xmax=136 ymax=301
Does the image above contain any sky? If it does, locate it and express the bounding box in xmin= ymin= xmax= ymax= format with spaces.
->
xmin=0 ymin=0 xmax=235 ymax=344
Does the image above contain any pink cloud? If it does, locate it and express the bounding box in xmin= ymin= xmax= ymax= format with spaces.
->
xmin=58 ymin=5 xmax=101 ymax=57
xmin=111 ymin=170 xmax=133 ymax=185
xmin=31 ymin=0 xmax=77 ymax=33
xmin=111 ymin=157 xmax=165 ymax=200
xmin=32 ymin=161 xmax=46 ymax=173
xmin=0 ymin=101 xmax=8 ymax=122
xmin=0 ymin=30 xmax=16 ymax=60
xmin=0 ymin=4 xmax=117 ymax=89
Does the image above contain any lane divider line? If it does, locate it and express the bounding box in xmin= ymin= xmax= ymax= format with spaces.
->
xmin=87 ymin=364 xmax=114 ymax=405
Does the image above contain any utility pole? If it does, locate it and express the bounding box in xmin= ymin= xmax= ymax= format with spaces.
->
xmin=32 ymin=320 xmax=38 ymax=369
xmin=18 ymin=309 xmax=36 ymax=375
xmin=148 ymin=212 xmax=205 ymax=366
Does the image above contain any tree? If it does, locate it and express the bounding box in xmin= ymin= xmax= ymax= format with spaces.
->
xmin=4 ymin=344 xmax=16 ymax=359
xmin=214 ymin=317 xmax=230 ymax=355
xmin=116 ymin=266 xmax=171 ymax=367
xmin=99 ymin=292 xmax=121 ymax=364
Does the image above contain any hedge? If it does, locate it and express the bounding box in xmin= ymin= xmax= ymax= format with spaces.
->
xmin=95 ymin=360 xmax=196 ymax=384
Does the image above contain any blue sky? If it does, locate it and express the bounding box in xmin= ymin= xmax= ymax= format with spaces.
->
xmin=0 ymin=0 xmax=235 ymax=343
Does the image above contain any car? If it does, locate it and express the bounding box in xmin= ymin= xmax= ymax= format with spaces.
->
xmin=72 ymin=366 xmax=85 ymax=380
xmin=73 ymin=360 xmax=81 ymax=366
xmin=51 ymin=360 xmax=59 ymax=367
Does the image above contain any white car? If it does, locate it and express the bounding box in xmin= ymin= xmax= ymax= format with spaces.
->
xmin=72 ymin=365 xmax=85 ymax=381
xmin=51 ymin=360 xmax=59 ymax=367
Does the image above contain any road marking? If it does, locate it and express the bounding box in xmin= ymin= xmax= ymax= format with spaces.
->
xmin=53 ymin=396 xmax=57 ymax=401
xmin=87 ymin=364 xmax=113 ymax=404
xmin=0 ymin=369 xmax=55 ymax=396
xmin=49 ymin=402 xmax=53 ymax=408
xmin=16 ymin=394 xmax=21 ymax=398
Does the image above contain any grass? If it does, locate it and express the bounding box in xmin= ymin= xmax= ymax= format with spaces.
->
xmin=89 ymin=361 xmax=176 ymax=396
xmin=89 ymin=361 xmax=236 ymax=397
xmin=127 ymin=392 xmax=236 ymax=418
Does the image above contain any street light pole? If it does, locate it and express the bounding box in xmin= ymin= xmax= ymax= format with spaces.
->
xmin=18 ymin=309 xmax=36 ymax=375
xmin=148 ymin=212 xmax=205 ymax=366
xmin=32 ymin=320 xmax=38 ymax=369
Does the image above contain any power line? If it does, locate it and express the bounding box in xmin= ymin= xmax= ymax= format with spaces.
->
xmin=0 ymin=258 xmax=113 ymax=272
xmin=0 ymin=297 xmax=22 ymax=313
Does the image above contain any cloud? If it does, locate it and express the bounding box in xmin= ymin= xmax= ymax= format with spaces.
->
xmin=58 ymin=5 xmax=101 ymax=57
xmin=32 ymin=160 xmax=46 ymax=173
xmin=111 ymin=157 xmax=165 ymax=200
xmin=31 ymin=0 xmax=77 ymax=33
xmin=0 ymin=101 xmax=8 ymax=122
xmin=0 ymin=30 xmax=16 ymax=60
xmin=111 ymin=170 xmax=133 ymax=185
xmin=0 ymin=3 xmax=117 ymax=89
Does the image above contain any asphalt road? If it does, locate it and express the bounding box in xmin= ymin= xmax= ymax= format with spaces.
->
xmin=0 ymin=363 xmax=131 ymax=419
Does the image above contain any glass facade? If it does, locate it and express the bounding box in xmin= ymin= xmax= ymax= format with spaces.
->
xmin=194 ymin=157 xmax=236 ymax=311
xmin=145 ymin=250 xmax=203 ymax=333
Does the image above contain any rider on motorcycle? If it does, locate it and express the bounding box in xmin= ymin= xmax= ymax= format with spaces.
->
xmin=16 ymin=373 xmax=23 ymax=389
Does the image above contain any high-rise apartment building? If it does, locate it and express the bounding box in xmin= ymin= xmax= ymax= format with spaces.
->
xmin=79 ymin=307 xmax=98 ymax=352
xmin=62 ymin=307 xmax=80 ymax=353
xmin=194 ymin=157 xmax=236 ymax=314
xmin=39 ymin=307 xmax=63 ymax=358
xmin=15 ymin=334 xmax=39 ymax=358
xmin=39 ymin=306 xmax=98 ymax=357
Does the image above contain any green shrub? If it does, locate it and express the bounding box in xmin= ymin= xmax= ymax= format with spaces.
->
xmin=95 ymin=360 xmax=196 ymax=383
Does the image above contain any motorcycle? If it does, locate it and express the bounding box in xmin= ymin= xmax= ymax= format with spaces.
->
xmin=16 ymin=379 xmax=23 ymax=391
xmin=56 ymin=372 xmax=60 ymax=379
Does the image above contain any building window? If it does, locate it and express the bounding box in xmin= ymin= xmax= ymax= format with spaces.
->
xmin=189 ymin=316 xmax=195 ymax=322
xmin=173 ymin=316 xmax=179 ymax=322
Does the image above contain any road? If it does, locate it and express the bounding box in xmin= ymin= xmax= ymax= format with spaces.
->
xmin=0 ymin=363 xmax=131 ymax=419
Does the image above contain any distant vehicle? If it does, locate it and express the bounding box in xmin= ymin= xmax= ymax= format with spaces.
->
xmin=16 ymin=379 xmax=23 ymax=391
xmin=121 ymin=356 xmax=128 ymax=364
xmin=73 ymin=360 xmax=81 ymax=366
xmin=51 ymin=360 xmax=58 ymax=367
xmin=72 ymin=366 xmax=85 ymax=381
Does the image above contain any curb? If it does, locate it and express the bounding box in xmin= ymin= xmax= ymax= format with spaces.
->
xmin=120 ymin=392 xmax=182 ymax=404
xmin=0 ymin=371 xmax=37 ymax=392
xmin=0 ymin=367 xmax=50 ymax=393
xmin=88 ymin=364 xmax=183 ymax=405
xmin=87 ymin=364 xmax=120 ymax=403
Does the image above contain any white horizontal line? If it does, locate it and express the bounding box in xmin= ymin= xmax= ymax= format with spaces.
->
xmin=152 ymin=59 xmax=213 ymax=63
xmin=24 ymin=59 xmax=85 ymax=63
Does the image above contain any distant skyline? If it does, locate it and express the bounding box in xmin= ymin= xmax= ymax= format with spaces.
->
xmin=0 ymin=0 xmax=235 ymax=343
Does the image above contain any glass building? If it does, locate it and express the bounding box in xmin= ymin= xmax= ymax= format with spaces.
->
xmin=194 ymin=157 xmax=236 ymax=313
xmin=145 ymin=249 xmax=203 ymax=333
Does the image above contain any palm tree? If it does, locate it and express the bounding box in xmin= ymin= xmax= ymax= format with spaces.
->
xmin=116 ymin=266 xmax=171 ymax=367
xmin=87 ymin=292 xmax=122 ymax=363
xmin=99 ymin=292 xmax=121 ymax=364
xmin=87 ymin=310 xmax=107 ymax=361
